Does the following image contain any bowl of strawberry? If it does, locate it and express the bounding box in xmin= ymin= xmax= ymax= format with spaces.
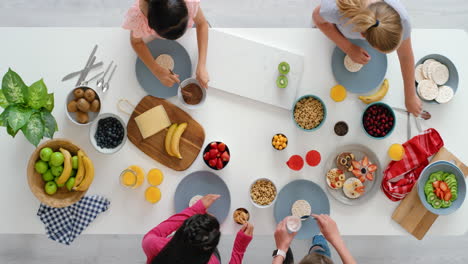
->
xmin=203 ymin=142 xmax=231 ymax=170
xmin=362 ymin=102 xmax=396 ymax=139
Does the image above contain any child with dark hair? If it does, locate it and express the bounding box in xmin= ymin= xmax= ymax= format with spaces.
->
xmin=123 ymin=0 xmax=210 ymax=88
xmin=143 ymin=194 xmax=253 ymax=264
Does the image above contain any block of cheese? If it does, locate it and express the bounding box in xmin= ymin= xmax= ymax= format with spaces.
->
xmin=135 ymin=105 xmax=171 ymax=139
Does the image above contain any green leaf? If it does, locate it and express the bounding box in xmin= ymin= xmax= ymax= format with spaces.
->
xmin=2 ymin=68 xmax=28 ymax=104
xmin=44 ymin=93 xmax=54 ymax=112
xmin=41 ymin=110 xmax=58 ymax=138
xmin=0 ymin=106 xmax=12 ymax=127
xmin=27 ymin=79 xmax=48 ymax=109
xmin=0 ymin=90 xmax=8 ymax=108
xmin=21 ymin=113 xmax=44 ymax=146
xmin=7 ymin=105 xmax=33 ymax=133
xmin=7 ymin=124 xmax=19 ymax=137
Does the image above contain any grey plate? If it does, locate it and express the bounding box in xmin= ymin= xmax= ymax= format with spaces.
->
xmin=331 ymin=39 xmax=387 ymax=94
xmin=135 ymin=38 xmax=192 ymax=98
xmin=415 ymin=54 xmax=459 ymax=104
xmin=324 ymin=144 xmax=382 ymax=206
xmin=274 ymin=180 xmax=330 ymax=240
xmin=174 ymin=171 xmax=231 ymax=223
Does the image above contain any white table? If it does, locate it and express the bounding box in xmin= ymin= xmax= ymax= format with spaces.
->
xmin=0 ymin=28 xmax=467 ymax=236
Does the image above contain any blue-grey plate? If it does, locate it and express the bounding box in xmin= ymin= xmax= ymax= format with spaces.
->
xmin=331 ymin=39 xmax=387 ymax=94
xmin=415 ymin=54 xmax=459 ymax=104
xmin=417 ymin=160 xmax=466 ymax=215
xmin=274 ymin=180 xmax=330 ymax=239
xmin=174 ymin=171 xmax=231 ymax=223
xmin=135 ymin=38 xmax=192 ymax=98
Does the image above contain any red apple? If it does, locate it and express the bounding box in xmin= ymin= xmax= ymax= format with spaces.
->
xmin=221 ymin=151 xmax=230 ymax=162
xmin=218 ymin=142 xmax=226 ymax=152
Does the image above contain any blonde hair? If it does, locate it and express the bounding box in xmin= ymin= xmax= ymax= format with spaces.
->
xmin=336 ymin=0 xmax=403 ymax=53
xmin=299 ymin=252 xmax=334 ymax=264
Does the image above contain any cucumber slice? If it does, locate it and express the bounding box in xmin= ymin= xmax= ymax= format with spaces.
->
xmin=432 ymin=199 xmax=442 ymax=209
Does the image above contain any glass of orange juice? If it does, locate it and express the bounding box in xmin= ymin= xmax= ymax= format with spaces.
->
xmin=120 ymin=169 xmax=138 ymax=189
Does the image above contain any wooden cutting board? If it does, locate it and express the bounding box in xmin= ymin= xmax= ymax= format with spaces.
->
xmin=127 ymin=96 xmax=205 ymax=171
xmin=392 ymin=147 xmax=468 ymax=240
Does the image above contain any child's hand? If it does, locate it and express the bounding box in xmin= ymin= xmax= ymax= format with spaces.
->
xmin=200 ymin=194 xmax=220 ymax=209
xmin=312 ymin=214 xmax=341 ymax=244
xmin=153 ymin=65 xmax=180 ymax=87
xmin=274 ymin=218 xmax=297 ymax=251
xmin=405 ymin=93 xmax=422 ymax=116
xmin=240 ymin=222 xmax=254 ymax=236
xmin=196 ymin=66 xmax=210 ymax=89
xmin=346 ymin=44 xmax=371 ymax=65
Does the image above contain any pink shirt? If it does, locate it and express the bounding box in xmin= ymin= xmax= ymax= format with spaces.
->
xmin=123 ymin=0 xmax=200 ymax=40
xmin=142 ymin=200 xmax=253 ymax=264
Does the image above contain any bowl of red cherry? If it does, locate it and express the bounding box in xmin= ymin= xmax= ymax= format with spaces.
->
xmin=361 ymin=102 xmax=396 ymax=139
xmin=202 ymin=141 xmax=231 ymax=170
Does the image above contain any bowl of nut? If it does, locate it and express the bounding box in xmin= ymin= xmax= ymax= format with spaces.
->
xmin=233 ymin=208 xmax=250 ymax=225
xmin=292 ymin=95 xmax=327 ymax=132
xmin=249 ymin=178 xmax=277 ymax=209
xmin=66 ymin=86 xmax=101 ymax=125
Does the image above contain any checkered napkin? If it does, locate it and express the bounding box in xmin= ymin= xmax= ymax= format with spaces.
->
xmin=37 ymin=195 xmax=110 ymax=245
xmin=381 ymin=128 xmax=444 ymax=201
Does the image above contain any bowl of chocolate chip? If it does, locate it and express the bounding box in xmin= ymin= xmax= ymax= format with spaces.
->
xmin=178 ymin=78 xmax=206 ymax=109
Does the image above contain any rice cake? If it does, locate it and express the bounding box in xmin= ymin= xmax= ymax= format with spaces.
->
xmin=291 ymin=200 xmax=312 ymax=218
xmin=189 ymin=195 xmax=203 ymax=207
xmin=155 ymin=54 xmax=175 ymax=71
xmin=417 ymin=79 xmax=438 ymax=100
xmin=414 ymin=64 xmax=425 ymax=83
xmin=431 ymin=63 xmax=449 ymax=85
xmin=134 ymin=105 xmax=171 ymax=139
xmin=344 ymin=55 xmax=363 ymax=72
xmin=343 ymin=178 xmax=363 ymax=199
xmin=422 ymin=59 xmax=437 ymax=79
xmin=435 ymin=85 xmax=454 ymax=104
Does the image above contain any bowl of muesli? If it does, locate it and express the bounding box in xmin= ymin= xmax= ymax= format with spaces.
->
xmin=292 ymin=95 xmax=327 ymax=132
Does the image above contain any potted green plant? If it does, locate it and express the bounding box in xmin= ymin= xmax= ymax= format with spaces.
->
xmin=0 ymin=68 xmax=58 ymax=146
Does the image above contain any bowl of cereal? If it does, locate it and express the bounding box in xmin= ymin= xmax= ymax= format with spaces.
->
xmin=249 ymin=178 xmax=277 ymax=208
xmin=292 ymin=95 xmax=327 ymax=132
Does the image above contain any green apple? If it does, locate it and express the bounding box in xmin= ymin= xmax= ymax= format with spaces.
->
xmin=50 ymin=152 xmax=64 ymax=167
xmin=71 ymin=156 xmax=78 ymax=170
xmin=39 ymin=147 xmax=53 ymax=162
xmin=55 ymin=177 xmax=65 ymax=188
xmin=35 ymin=160 xmax=48 ymax=174
xmin=66 ymin=177 xmax=75 ymax=191
xmin=42 ymin=170 xmax=54 ymax=182
xmin=51 ymin=165 xmax=64 ymax=177
xmin=45 ymin=181 xmax=57 ymax=195
xmin=70 ymin=169 xmax=77 ymax=177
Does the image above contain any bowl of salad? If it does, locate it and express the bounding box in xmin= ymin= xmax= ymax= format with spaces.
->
xmin=417 ymin=160 xmax=466 ymax=215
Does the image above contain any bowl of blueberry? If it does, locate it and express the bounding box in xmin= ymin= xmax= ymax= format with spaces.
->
xmin=89 ymin=113 xmax=127 ymax=154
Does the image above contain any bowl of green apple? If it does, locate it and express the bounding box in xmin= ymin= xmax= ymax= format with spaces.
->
xmin=27 ymin=139 xmax=92 ymax=208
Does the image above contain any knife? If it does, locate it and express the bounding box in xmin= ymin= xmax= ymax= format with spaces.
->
xmin=62 ymin=62 xmax=103 ymax=82
xmin=77 ymin=56 xmax=96 ymax=86
xmin=76 ymin=45 xmax=98 ymax=86
xmin=407 ymin=112 xmax=411 ymax=141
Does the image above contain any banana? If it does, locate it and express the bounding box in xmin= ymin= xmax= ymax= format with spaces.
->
xmin=164 ymin=123 xmax=178 ymax=157
xmin=56 ymin=148 xmax=72 ymax=185
xmin=73 ymin=156 xmax=94 ymax=191
xmin=73 ymin=150 xmax=86 ymax=188
xmin=358 ymin=79 xmax=389 ymax=104
xmin=170 ymin=122 xmax=188 ymax=159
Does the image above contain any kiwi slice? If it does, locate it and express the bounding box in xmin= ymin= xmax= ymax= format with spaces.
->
xmin=276 ymin=75 xmax=288 ymax=88
xmin=278 ymin=62 xmax=290 ymax=75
